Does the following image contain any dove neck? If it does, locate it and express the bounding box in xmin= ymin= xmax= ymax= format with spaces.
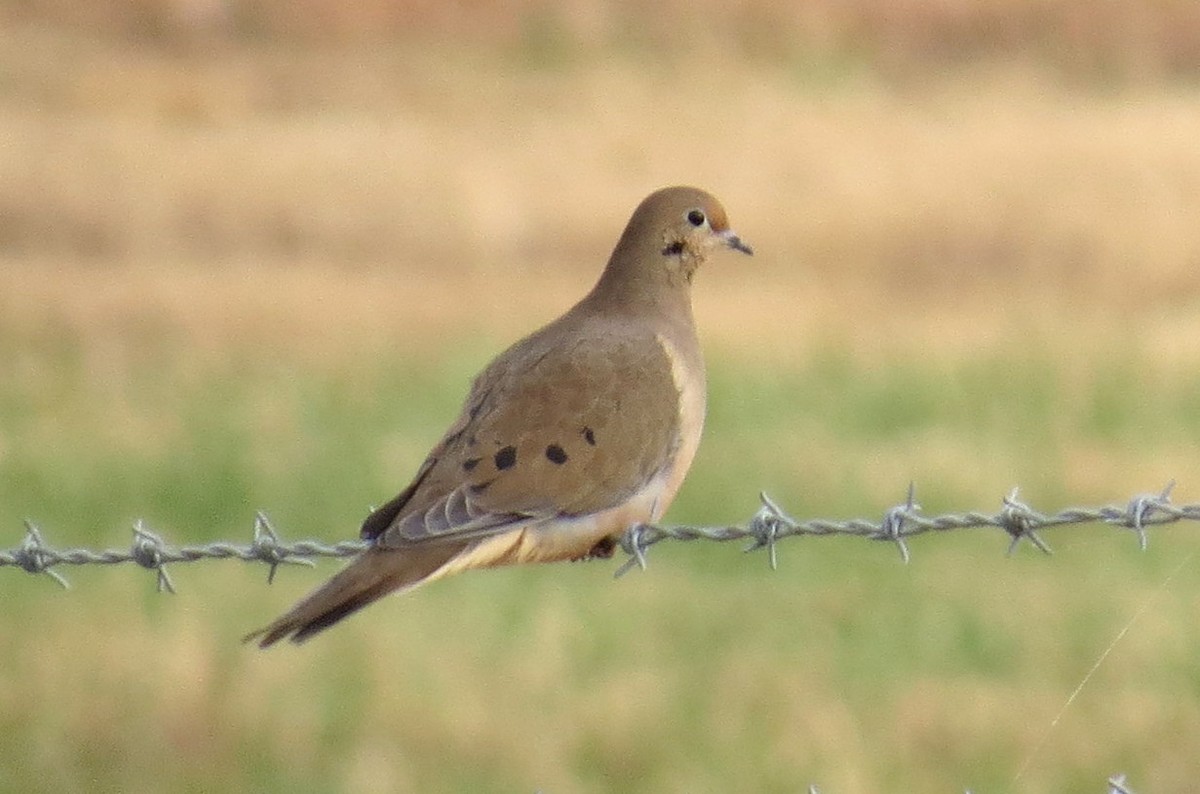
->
xmin=582 ymin=246 xmax=696 ymax=322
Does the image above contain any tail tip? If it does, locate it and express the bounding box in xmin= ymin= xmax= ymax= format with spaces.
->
xmin=241 ymin=621 xmax=297 ymax=649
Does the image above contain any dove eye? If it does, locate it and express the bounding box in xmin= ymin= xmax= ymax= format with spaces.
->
xmin=686 ymin=209 xmax=706 ymax=227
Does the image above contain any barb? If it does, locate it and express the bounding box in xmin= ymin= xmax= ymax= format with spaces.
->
xmin=1107 ymin=773 xmax=1137 ymax=794
xmin=878 ymin=481 xmax=920 ymax=563
xmin=2 ymin=481 xmax=1197 ymax=591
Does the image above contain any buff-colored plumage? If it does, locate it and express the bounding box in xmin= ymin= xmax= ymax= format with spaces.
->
xmin=246 ymin=186 xmax=751 ymax=646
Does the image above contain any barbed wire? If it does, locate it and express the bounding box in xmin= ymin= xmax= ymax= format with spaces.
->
xmin=615 ymin=479 xmax=1190 ymax=575
xmin=1 ymin=481 xmax=1193 ymax=592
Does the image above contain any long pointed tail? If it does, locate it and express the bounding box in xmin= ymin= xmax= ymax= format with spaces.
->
xmin=244 ymin=543 xmax=467 ymax=647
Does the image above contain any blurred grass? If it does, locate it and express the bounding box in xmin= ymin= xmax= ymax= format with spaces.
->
xmin=3 ymin=9 xmax=1200 ymax=794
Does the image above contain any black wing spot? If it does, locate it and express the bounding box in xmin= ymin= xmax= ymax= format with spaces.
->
xmin=587 ymin=536 xmax=616 ymax=559
xmin=469 ymin=479 xmax=495 ymax=495
xmin=494 ymin=445 xmax=517 ymax=471
xmin=582 ymin=427 xmax=596 ymax=446
xmin=545 ymin=444 xmax=568 ymax=465
xmin=462 ymin=457 xmax=482 ymax=472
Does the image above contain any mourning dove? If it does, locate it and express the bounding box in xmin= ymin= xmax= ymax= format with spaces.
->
xmin=246 ymin=186 xmax=751 ymax=646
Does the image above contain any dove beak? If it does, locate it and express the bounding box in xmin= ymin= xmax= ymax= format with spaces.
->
xmin=720 ymin=229 xmax=753 ymax=256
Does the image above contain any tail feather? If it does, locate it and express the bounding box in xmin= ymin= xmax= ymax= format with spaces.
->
xmin=244 ymin=543 xmax=467 ymax=647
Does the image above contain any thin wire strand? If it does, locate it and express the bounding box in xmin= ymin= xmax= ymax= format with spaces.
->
xmin=1011 ymin=547 xmax=1196 ymax=785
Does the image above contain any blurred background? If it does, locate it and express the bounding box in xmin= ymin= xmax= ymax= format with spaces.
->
xmin=2 ymin=2 xmax=1200 ymax=792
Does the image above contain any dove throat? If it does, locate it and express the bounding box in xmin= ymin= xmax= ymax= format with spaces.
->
xmin=582 ymin=239 xmax=700 ymax=322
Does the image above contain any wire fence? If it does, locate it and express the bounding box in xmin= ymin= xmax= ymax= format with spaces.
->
xmin=2 ymin=480 xmax=1193 ymax=593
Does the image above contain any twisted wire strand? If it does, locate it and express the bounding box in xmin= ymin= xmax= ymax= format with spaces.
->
xmin=1 ymin=482 xmax=1193 ymax=590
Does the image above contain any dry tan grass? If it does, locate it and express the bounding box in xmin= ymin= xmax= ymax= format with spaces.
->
xmin=11 ymin=0 xmax=1200 ymax=85
xmin=5 ymin=22 xmax=1200 ymax=367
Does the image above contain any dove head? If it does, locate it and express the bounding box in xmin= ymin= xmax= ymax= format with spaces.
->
xmin=592 ymin=186 xmax=752 ymax=309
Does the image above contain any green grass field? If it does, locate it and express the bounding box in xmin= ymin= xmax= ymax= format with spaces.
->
xmin=3 ymin=11 xmax=1200 ymax=793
